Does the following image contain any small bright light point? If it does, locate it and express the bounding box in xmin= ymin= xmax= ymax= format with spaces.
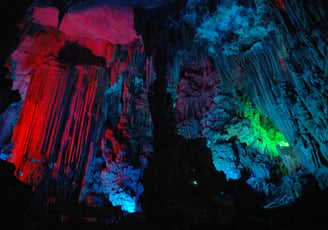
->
xmin=192 ymin=180 xmax=198 ymax=186
xmin=279 ymin=141 xmax=289 ymax=147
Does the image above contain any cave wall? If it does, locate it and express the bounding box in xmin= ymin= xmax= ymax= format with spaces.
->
xmin=1 ymin=0 xmax=328 ymax=215
xmin=0 ymin=1 xmax=154 ymax=213
xmin=135 ymin=0 xmax=328 ymax=207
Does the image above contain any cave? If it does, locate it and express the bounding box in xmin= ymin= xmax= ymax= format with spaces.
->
xmin=1 ymin=0 xmax=328 ymax=229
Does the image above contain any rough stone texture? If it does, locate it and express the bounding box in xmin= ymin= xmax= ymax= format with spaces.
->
xmin=194 ymin=0 xmax=328 ymax=173
xmin=32 ymin=5 xmax=138 ymax=44
xmin=0 ymin=1 xmax=154 ymax=214
xmin=1 ymin=1 xmax=328 ymax=227
xmin=132 ymin=0 xmax=328 ymax=210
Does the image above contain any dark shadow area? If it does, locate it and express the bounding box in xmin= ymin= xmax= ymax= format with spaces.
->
xmin=0 ymin=0 xmax=31 ymax=115
xmin=0 ymin=160 xmax=33 ymax=229
xmin=0 ymin=78 xmax=21 ymax=114
xmin=57 ymin=41 xmax=106 ymax=66
xmin=0 ymin=0 xmax=33 ymax=70
xmin=143 ymin=75 xmax=234 ymax=228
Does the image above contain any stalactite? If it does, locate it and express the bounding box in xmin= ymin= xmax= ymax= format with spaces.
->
xmin=10 ymin=63 xmax=107 ymax=187
xmin=3 ymin=0 xmax=328 ymax=217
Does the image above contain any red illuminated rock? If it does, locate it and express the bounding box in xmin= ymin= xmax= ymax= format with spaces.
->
xmin=3 ymin=0 xmax=154 ymax=212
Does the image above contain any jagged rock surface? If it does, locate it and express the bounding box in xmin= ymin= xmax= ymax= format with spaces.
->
xmin=136 ymin=0 xmax=328 ymax=207
xmin=0 ymin=2 xmax=154 ymax=214
xmin=1 ymin=0 xmax=328 ymax=225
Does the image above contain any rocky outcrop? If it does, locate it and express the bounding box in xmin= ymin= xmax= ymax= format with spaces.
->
xmin=135 ymin=0 xmax=328 ymax=208
xmin=193 ymin=0 xmax=328 ymax=173
xmin=0 ymin=1 xmax=154 ymax=214
xmin=1 ymin=0 xmax=328 ymax=224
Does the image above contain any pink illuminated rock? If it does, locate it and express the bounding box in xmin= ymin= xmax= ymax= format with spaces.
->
xmin=32 ymin=7 xmax=59 ymax=28
xmin=32 ymin=6 xmax=138 ymax=44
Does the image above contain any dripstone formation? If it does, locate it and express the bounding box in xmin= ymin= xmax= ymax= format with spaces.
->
xmin=1 ymin=0 xmax=328 ymax=229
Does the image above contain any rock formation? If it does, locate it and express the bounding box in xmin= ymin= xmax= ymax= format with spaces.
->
xmin=1 ymin=0 xmax=328 ymax=228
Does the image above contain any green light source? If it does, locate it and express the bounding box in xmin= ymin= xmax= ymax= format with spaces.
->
xmin=191 ymin=180 xmax=198 ymax=186
xmin=236 ymin=98 xmax=289 ymax=157
xmin=279 ymin=141 xmax=289 ymax=147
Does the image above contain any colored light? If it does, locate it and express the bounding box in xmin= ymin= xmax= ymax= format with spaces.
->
xmin=109 ymin=192 xmax=137 ymax=213
xmin=240 ymin=99 xmax=289 ymax=157
xmin=275 ymin=0 xmax=285 ymax=10
xmin=279 ymin=141 xmax=289 ymax=147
